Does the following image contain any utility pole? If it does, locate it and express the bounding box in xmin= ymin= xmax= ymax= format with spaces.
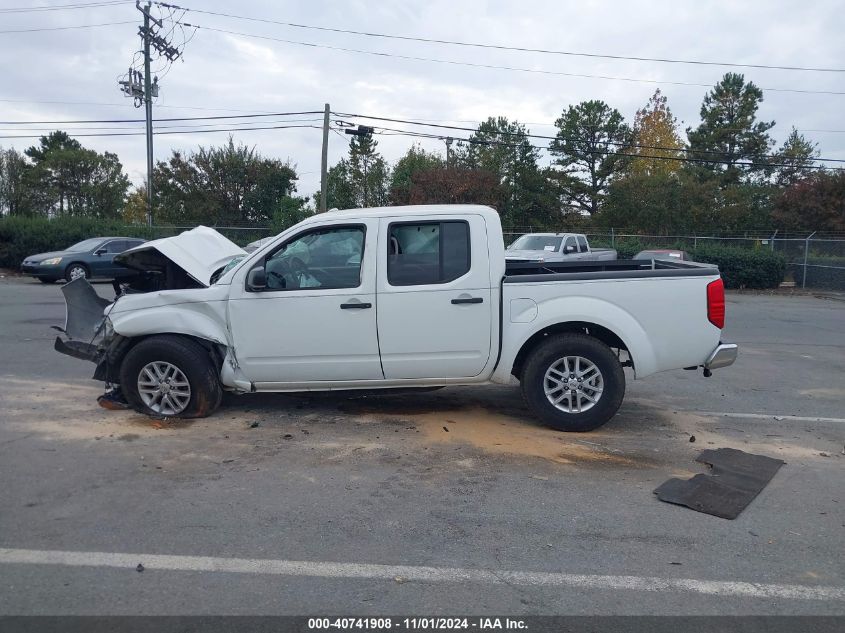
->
xmin=444 ymin=137 xmax=454 ymax=168
xmin=122 ymin=2 xmax=186 ymax=227
xmin=320 ymin=103 xmax=330 ymax=213
xmin=142 ymin=3 xmax=154 ymax=226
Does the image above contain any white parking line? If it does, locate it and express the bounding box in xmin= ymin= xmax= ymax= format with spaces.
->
xmin=1 ymin=548 xmax=843 ymax=602
xmin=692 ymin=411 xmax=845 ymax=424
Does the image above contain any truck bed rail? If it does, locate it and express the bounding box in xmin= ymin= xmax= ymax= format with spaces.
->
xmin=504 ymin=259 xmax=718 ymax=283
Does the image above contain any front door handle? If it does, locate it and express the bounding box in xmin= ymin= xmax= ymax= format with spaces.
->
xmin=340 ymin=302 xmax=372 ymax=309
xmin=451 ymin=297 xmax=483 ymax=305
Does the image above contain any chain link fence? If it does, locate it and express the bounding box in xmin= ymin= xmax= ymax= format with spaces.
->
xmin=502 ymin=229 xmax=845 ymax=291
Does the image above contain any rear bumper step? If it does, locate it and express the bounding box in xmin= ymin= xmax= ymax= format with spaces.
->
xmin=704 ymin=343 xmax=738 ymax=370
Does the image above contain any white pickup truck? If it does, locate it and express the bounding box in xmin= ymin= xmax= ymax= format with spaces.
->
xmin=506 ymin=232 xmax=617 ymax=263
xmin=55 ymin=205 xmax=737 ymax=432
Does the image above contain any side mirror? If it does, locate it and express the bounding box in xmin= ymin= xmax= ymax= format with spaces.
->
xmin=95 ymin=248 xmax=107 ymax=256
xmin=246 ymin=265 xmax=267 ymax=291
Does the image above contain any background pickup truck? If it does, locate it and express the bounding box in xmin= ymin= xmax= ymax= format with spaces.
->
xmin=506 ymin=232 xmax=617 ymax=263
xmin=56 ymin=205 xmax=736 ymax=432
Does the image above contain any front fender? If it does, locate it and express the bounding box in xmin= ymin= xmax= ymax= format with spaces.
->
xmin=111 ymin=304 xmax=231 ymax=346
xmin=494 ymin=294 xmax=658 ymax=383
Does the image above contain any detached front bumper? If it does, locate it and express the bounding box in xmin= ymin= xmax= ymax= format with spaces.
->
xmin=704 ymin=343 xmax=738 ymax=370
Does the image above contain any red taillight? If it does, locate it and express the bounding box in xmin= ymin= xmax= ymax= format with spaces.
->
xmin=707 ymin=278 xmax=725 ymax=329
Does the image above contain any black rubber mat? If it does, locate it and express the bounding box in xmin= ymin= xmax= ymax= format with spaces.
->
xmin=654 ymin=448 xmax=785 ymax=519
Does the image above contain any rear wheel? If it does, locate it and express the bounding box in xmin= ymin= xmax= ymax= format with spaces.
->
xmin=64 ymin=263 xmax=89 ymax=282
xmin=120 ymin=335 xmax=222 ymax=418
xmin=521 ymin=333 xmax=625 ymax=432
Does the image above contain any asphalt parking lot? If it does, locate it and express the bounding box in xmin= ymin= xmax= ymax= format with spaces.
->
xmin=0 ymin=276 xmax=843 ymax=615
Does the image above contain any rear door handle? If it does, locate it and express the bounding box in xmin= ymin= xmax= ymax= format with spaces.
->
xmin=340 ymin=302 xmax=372 ymax=309
xmin=451 ymin=297 xmax=483 ymax=305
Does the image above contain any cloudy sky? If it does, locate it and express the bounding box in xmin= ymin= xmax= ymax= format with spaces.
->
xmin=1 ymin=0 xmax=843 ymax=201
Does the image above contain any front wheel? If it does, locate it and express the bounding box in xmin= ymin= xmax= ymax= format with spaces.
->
xmin=64 ymin=263 xmax=89 ymax=282
xmin=521 ymin=333 xmax=625 ymax=432
xmin=120 ymin=335 xmax=222 ymax=418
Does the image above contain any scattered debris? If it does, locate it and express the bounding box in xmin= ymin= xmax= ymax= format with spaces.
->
xmin=530 ymin=475 xmax=549 ymax=481
xmin=97 ymin=387 xmax=130 ymax=411
xmin=819 ymin=452 xmax=830 ymax=457
xmin=689 ymin=435 xmax=696 ymax=443
xmin=283 ymin=434 xmax=294 ymax=440
xmin=654 ymin=448 xmax=785 ymax=520
xmin=394 ymin=576 xmax=406 ymax=584
xmin=442 ymin=426 xmax=449 ymax=432
xmin=136 ymin=563 xmax=144 ymax=573
xmin=301 ymin=429 xmax=310 ymax=435
xmin=222 ymin=459 xmax=236 ymax=464
xmin=669 ymin=562 xmax=682 ymax=565
xmin=249 ymin=421 xmax=260 ymax=429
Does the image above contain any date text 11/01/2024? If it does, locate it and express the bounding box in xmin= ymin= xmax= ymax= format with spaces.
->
xmin=307 ymin=617 xmax=528 ymax=630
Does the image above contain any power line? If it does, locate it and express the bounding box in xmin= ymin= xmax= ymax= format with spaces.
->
xmin=0 ymin=117 xmax=324 ymax=132
xmin=0 ymin=110 xmax=324 ymax=124
xmin=368 ymin=124 xmax=845 ymax=172
xmin=181 ymin=23 xmax=845 ymax=97
xmin=0 ymin=123 xmax=323 ymax=139
xmin=0 ymin=98 xmax=301 ymax=114
xmin=335 ymin=112 xmax=845 ymax=164
xmin=0 ymin=20 xmax=134 ymax=33
xmin=4 ymin=99 xmax=845 ymax=134
xmin=0 ymin=1 xmax=130 ymax=13
xmin=159 ymin=3 xmax=845 ymax=74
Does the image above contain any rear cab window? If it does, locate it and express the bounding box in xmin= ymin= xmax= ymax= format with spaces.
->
xmin=387 ymin=221 xmax=470 ymax=286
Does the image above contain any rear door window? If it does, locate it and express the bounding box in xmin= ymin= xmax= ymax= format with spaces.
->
xmin=388 ymin=221 xmax=470 ymax=286
xmin=563 ymin=237 xmax=577 ymax=254
xmin=576 ymin=235 xmax=589 ymax=253
xmin=103 ymin=240 xmax=126 ymax=253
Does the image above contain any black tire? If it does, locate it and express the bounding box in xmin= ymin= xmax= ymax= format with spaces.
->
xmin=64 ymin=262 xmax=89 ymax=282
xmin=119 ymin=335 xmax=222 ymax=419
xmin=37 ymin=277 xmax=57 ymax=284
xmin=521 ymin=333 xmax=625 ymax=432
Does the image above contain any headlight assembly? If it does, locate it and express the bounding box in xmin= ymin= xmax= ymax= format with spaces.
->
xmin=41 ymin=257 xmax=63 ymax=265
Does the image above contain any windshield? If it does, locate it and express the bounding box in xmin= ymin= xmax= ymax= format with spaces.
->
xmin=508 ymin=235 xmax=562 ymax=252
xmin=211 ymin=255 xmax=246 ymax=285
xmin=66 ymin=238 xmax=105 ymax=252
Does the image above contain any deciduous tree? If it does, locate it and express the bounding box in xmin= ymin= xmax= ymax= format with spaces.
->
xmin=0 ymin=147 xmax=34 ymax=216
xmin=772 ymin=171 xmax=845 ymax=232
xmin=154 ymin=137 xmax=298 ymax=225
xmin=627 ymin=90 xmax=684 ymax=177
xmin=390 ymin=144 xmax=444 ymax=205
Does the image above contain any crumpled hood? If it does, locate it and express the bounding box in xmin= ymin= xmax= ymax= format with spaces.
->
xmin=115 ymin=226 xmax=245 ymax=287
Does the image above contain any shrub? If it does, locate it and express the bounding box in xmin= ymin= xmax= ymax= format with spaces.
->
xmin=0 ymin=216 xmax=155 ymax=269
xmin=689 ymin=245 xmax=785 ymax=289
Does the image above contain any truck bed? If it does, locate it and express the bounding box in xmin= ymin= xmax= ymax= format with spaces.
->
xmin=504 ymin=258 xmax=718 ymax=282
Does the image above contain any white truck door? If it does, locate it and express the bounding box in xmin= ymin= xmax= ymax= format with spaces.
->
xmin=376 ymin=214 xmax=492 ymax=379
xmin=227 ymin=219 xmax=383 ymax=383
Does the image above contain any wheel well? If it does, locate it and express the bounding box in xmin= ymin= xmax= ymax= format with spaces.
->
xmin=65 ymin=261 xmax=89 ymax=273
xmin=511 ymin=322 xmax=631 ymax=380
xmin=94 ymin=333 xmax=226 ymax=383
